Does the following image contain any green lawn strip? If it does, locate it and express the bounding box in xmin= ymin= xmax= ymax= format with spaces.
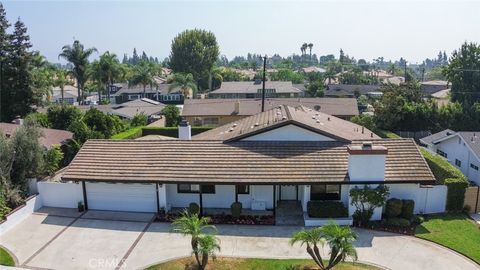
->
xmin=377 ymin=129 xmax=401 ymax=139
xmin=111 ymin=126 xmax=144 ymax=139
xmin=415 ymin=213 xmax=480 ymax=264
xmin=147 ymin=257 xmax=380 ymax=270
xmin=0 ymin=247 xmax=15 ymax=266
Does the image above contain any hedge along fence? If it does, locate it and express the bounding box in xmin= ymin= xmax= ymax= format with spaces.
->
xmin=307 ymin=201 xmax=348 ymax=218
xmin=142 ymin=126 xmax=212 ymax=138
xmin=420 ymin=148 xmax=469 ymax=211
xmin=111 ymin=126 xmax=144 ymax=139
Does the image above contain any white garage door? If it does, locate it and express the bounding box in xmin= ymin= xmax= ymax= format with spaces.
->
xmin=86 ymin=182 xmax=157 ymax=212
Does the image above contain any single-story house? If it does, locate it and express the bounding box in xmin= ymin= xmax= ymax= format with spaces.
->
xmin=208 ymin=81 xmax=303 ymax=99
xmin=112 ymin=83 xmax=183 ymax=105
xmin=0 ymin=122 xmax=73 ymax=149
xmin=302 ymin=66 xmax=326 ymax=73
xmin=420 ymin=130 xmax=480 ymax=186
xmin=325 ymin=84 xmax=382 ymax=98
xmin=51 ymin=85 xmax=79 ymax=105
xmin=54 ymin=105 xmax=444 ymax=225
xmin=421 ymin=80 xmax=449 ymax=96
xmin=110 ymin=98 xmax=165 ymax=120
xmin=181 ymin=98 xmax=359 ymax=126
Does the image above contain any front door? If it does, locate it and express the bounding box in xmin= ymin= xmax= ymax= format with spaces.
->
xmin=280 ymin=185 xmax=297 ymax=201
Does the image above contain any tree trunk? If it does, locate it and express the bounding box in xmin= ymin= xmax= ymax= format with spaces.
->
xmin=61 ymin=86 xmax=65 ymax=104
xmin=77 ymin=81 xmax=81 ymax=103
xmin=201 ymin=253 xmax=209 ymax=270
xmin=143 ymin=84 xmax=146 ymax=98
xmin=307 ymin=245 xmax=324 ymax=270
xmin=313 ymin=243 xmax=325 ymax=269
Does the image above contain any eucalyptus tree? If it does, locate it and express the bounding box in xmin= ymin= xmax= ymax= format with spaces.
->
xmin=59 ymin=40 xmax=97 ymax=102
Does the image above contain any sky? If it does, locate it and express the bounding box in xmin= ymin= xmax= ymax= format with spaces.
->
xmin=2 ymin=0 xmax=480 ymax=64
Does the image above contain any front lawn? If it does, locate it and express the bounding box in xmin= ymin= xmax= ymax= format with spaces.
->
xmin=415 ymin=213 xmax=480 ymax=264
xmin=146 ymin=257 xmax=380 ymax=270
xmin=0 ymin=247 xmax=15 ymax=266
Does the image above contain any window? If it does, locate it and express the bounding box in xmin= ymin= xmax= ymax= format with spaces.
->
xmin=436 ymin=149 xmax=448 ymax=158
xmin=471 ymin=163 xmax=479 ymax=171
xmin=177 ymin=184 xmax=215 ymax=194
xmin=455 ymin=159 xmax=462 ymax=167
xmin=236 ymin=185 xmax=249 ymax=194
xmin=310 ymin=184 xmax=341 ymax=201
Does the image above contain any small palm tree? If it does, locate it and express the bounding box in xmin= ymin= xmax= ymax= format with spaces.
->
xmin=129 ymin=61 xmax=156 ymax=98
xmin=169 ymin=73 xmax=197 ymax=99
xmin=53 ymin=69 xmax=72 ymax=104
xmin=308 ymin=43 xmax=314 ymax=58
xmin=171 ymin=210 xmax=217 ymax=269
xmin=290 ymin=223 xmax=358 ymax=270
xmin=197 ymin=234 xmax=221 ymax=270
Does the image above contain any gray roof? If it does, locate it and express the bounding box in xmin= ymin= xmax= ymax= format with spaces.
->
xmin=182 ymin=98 xmax=359 ymax=117
xmin=420 ymin=129 xmax=455 ymax=145
xmin=421 ymin=81 xmax=449 ymax=95
xmin=113 ymin=83 xmax=180 ymax=96
xmin=209 ymin=81 xmax=302 ymax=94
xmin=110 ymin=98 xmax=165 ymax=119
xmin=326 ymin=84 xmax=381 ymax=97
xmin=459 ymin=132 xmax=480 ymax=158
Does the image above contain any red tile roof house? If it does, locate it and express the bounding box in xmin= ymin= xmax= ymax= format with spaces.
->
xmin=0 ymin=122 xmax=73 ymax=149
xmin=52 ymin=105 xmax=446 ymax=226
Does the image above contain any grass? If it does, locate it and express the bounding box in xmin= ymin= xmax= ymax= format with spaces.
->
xmin=415 ymin=213 xmax=480 ymax=264
xmin=146 ymin=257 xmax=381 ymax=270
xmin=0 ymin=247 xmax=15 ymax=266
xmin=111 ymin=126 xmax=144 ymax=139
xmin=376 ymin=129 xmax=401 ymax=139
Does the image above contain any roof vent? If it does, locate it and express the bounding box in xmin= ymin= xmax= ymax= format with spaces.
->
xmin=446 ymin=131 xmax=453 ymax=136
xmin=362 ymin=141 xmax=373 ymax=149
xmin=328 ymin=117 xmax=331 ymax=121
xmin=282 ymin=116 xmax=287 ymax=120
xmin=233 ymin=123 xmax=237 ymax=127
xmin=254 ymin=122 xmax=259 ymax=127
xmin=229 ymin=128 xmax=234 ymax=132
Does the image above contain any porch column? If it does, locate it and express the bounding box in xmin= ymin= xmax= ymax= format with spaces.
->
xmin=199 ymin=184 xmax=203 ymax=216
xmin=155 ymin=183 xmax=160 ymax=213
xmin=81 ymin=181 xmax=88 ymax=210
xmin=273 ymin=185 xmax=276 ymax=217
xmin=235 ymin=185 xmax=238 ymax=203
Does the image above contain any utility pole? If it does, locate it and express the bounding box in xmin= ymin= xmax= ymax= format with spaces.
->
xmin=261 ymin=55 xmax=267 ymax=112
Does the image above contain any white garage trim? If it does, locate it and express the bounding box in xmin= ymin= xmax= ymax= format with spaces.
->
xmin=86 ymin=182 xmax=157 ymax=212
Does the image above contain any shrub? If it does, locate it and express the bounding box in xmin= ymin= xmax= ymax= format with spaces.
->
xmin=350 ymin=185 xmax=390 ymax=226
xmin=111 ymin=126 xmax=144 ymax=140
xmin=444 ymin=178 xmax=469 ymax=212
xmin=412 ymin=215 xmax=424 ymax=224
xmin=188 ymin=202 xmax=200 ymax=215
xmin=131 ymin=113 xmax=148 ymax=127
xmin=43 ymin=145 xmax=64 ymax=176
xmin=385 ymin=198 xmax=403 ymax=218
xmin=161 ymin=105 xmax=181 ymax=127
xmin=383 ymin=217 xmax=411 ymax=227
xmin=401 ymin=199 xmax=415 ymax=219
xmin=307 ymin=201 xmax=348 ymax=218
xmin=142 ymin=126 xmax=212 ymax=138
xmin=231 ymin=202 xmax=242 ymax=218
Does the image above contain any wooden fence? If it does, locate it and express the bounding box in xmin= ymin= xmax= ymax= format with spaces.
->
xmin=464 ymin=185 xmax=480 ymax=213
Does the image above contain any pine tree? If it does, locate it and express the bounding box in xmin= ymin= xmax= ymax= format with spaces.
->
xmin=132 ymin=48 xmax=139 ymax=65
xmin=0 ymin=3 xmax=10 ymax=122
xmin=443 ymin=51 xmax=448 ymax=65
xmin=122 ymin=53 xmax=128 ymax=64
xmin=141 ymin=51 xmax=148 ymax=61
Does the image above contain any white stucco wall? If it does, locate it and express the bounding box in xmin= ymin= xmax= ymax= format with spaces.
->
xmin=434 ymin=136 xmax=480 ymax=185
xmin=38 ymin=181 xmax=84 ymax=209
xmin=0 ymin=195 xmax=42 ymax=235
xmin=241 ymin=124 xmax=336 ymax=141
xmin=348 ymin=155 xmax=385 ymax=181
xmin=387 ymin=184 xmax=447 ymax=214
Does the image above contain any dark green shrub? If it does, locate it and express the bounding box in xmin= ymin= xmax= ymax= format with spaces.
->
xmin=350 ymin=185 xmax=390 ymax=226
xmin=188 ymin=202 xmax=200 ymax=215
xmin=401 ymin=199 xmax=415 ymax=220
xmin=111 ymin=126 xmax=144 ymax=139
xmin=412 ymin=215 xmax=424 ymax=224
xmin=445 ymin=178 xmax=469 ymax=212
xmin=385 ymin=198 xmax=403 ymax=218
xmin=383 ymin=217 xmax=411 ymax=227
xmin=231 ymin=202 xmax=242 ymax=218
xmin=142 ymin=126 xmax=212 ymax=138
xmin=307 ymin=201 xmax=348 ymax=218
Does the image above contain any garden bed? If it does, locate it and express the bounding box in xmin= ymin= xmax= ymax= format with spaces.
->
xmin=356 ymin=221 xmax=417 ymax=235
xmin=156 ymin=213 xmax=275 ymax=225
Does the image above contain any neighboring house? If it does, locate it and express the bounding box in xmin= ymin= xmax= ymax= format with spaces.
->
xmin=325 ymin=84 xmax=382 ymax=98
xmin=430 ymin=88 xmax=450 ymax=106
xmin=302 ymin=66 xmax=326 ymax=73
xmin=110 ymin=98 xmax=165 ymax=120
xmin=208 ymin=81 xmax=303 ymax=99
xmin=0 ymin=122 xmax=73 ymax=149
xmin=51 ymin=85 xmax=78 ymax=105
xmin=57 ymin=105 xmax=442 ymax=225
xmin=421 ymin=80 xmax=449 ymax=96
xmin=112 ymin=83 xmax=183 ymax=105
xmin=420 ymin=130 xmax=480 ymax=185
xmin=181 ymin=98 xmax=359 ymax=126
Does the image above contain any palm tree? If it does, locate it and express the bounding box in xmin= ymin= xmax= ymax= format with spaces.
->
xmin=171 ymin=210 xmax=217 ymax=269
xmin=308 ymin=43 xmax=313 ymax=59
xmin=169 ymin=73 xmax=198 ymax=99
xmin=290 ymin=223 xmax=358 ymax=270
xmin=59 ymin=40 xmax=97 ymax=103
xmin=129 ymin=61 xmax=156 ymax=98
xmin=208 ymin=67 xmax=223 ymax=92
xmin=53 ymin=69 xmax=72 ymax=104
xmin=98 ymin=51 xmax=121 ymax=101
xmin=197 ymin=234 xmax=221 ymax=270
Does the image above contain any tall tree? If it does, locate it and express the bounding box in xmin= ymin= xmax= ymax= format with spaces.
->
xmin=308 ymin=43 xmax=313 ymax=59
xmin=129 ymin=61 xmax=156 ymax=98
xmin=169 ymin=29 xmax=219 ymax=91
xmin=444 ymin=42 xmax=480 ymax=106
xmin=58 ymin=40 xmax=97 ymax=103
xmin=0 ymin=3 xmax=10 ymax=122
xmin=169 ymin=73 xmax=198 ymax=99
xmin=97 ymin=51 xmax=121 ymax=101
xmin=53 ymin=69 xmax=71 ymax=103
xmin=131 ymin=48 xmax=139 ymax=65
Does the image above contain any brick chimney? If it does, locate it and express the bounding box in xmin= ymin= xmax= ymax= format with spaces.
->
xmin=347 ymin=142 xmax=387 ymax=181
xmin=178 ymin=119 xmax=191 ymax=140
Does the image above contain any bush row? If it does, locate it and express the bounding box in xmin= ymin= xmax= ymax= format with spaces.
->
xmin=142 ymin=126 xmax=212 ymax=138
xmin=307 ymin=201 xmax=348 ymax=218
xmin=385 ymin=198 xmax=415 ymax=219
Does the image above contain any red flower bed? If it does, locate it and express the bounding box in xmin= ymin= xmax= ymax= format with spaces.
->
xmin=355 ymin=221 xmax=416 ymax=235
xmin=156 ymin=213 xmax=275 ymax=225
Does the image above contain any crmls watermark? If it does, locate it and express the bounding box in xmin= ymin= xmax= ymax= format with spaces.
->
xmin=88 ymin=258 xmax=127 ymax=269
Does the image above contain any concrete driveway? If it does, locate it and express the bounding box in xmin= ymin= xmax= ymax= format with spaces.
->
xmin=2 ymin=207 xmax=479 ymax=270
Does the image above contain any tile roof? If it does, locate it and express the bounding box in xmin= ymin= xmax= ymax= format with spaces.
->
xmin=192 ymin=105 xmax=378 ymax=142
xmin=209 ymin=81 xmax=302 ymax=94
xmin=61 ymin=139 xmax=435 ymax=184
xmin=181 ymin=98 xmax=359 ymax=117
xmin=0 ymin=123 xmax=73 ymax=149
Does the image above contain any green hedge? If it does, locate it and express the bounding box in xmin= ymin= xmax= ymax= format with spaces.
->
xmin=111 ymin=126 xmax=144 ymax=139
xmin=141 ymin=126 xmax=212 ymax=138
xmin=307 ymin=201 xmax=348 ymax=218
xmin=420 ymin=148 xmax=469 ymax=212
xmin=401 ymin=200 xmax=415 ymax=219
xmin=385 ymin=198 xmax=403 ymax=218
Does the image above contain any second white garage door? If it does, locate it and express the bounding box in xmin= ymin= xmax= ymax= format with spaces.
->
xmin=86 ymin=182 xmax=157 ymax=212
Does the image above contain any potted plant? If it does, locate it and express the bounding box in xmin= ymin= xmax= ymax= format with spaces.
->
xmin=78 ymin=201 xmax=85 ymax=212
